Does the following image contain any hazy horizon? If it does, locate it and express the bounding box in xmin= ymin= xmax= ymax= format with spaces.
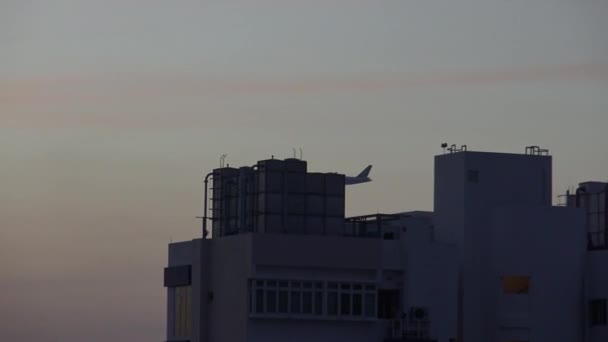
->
xmin=1 ymin=1 xmax=607 ymax=341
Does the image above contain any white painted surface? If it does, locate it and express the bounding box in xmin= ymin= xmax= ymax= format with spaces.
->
xmin=167 ymin=220 xmax=457 ymax=341
xmin=490 ymin=206 xmax=586 ymax=342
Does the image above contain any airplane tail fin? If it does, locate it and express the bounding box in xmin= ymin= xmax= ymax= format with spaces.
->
xmin=356 ymin=165 xmax=373 ymax=178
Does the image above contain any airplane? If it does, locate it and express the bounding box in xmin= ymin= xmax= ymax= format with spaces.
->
xmin=345 ymin=165 xmax=373 ymax=185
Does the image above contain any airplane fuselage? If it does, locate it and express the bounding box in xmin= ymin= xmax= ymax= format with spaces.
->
xmin=345 ymin=176 xmax=372 ymax=185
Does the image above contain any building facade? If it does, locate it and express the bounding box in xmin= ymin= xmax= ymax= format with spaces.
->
xmin=434 ymin=150 xmax=586 ymax=342
xmin=164 ymin=149 xmax=608 ymax=342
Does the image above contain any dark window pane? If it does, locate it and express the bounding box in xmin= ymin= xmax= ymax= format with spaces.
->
xmin=278 ymin=291 xmax=288 ymax=313
xmin=591 ymin=299 xmax=607 ymax=326
xmin=467 ymin=169 xmax=479 ymax=183
xmin=353 ymin=284 xmax=362 ymax=290
xmin=327 ymin=292 xmax=338 ymax=316
xmin=256 ymin=289 xmax=264 ymax=313
xmin=341 ymin=283 xmax=351 ymax=290
xmin=267 ymin=280 xmax=277 ymax=287
xmin=315 ymin=292 xmax=323 ymax=315
xmin=302 ymin=292 xmax=313 ymax=314
xmin=328 ymin=282 xmax=338 ymax=289
xmin=279 ymin=281 xmax=288 ymax=288
xmin=291 ymin=281 xmax=301 ymax=288
xmin=249 ymin=286 xmax=252 ymax=313
xmin=341 ymin=293 xmax=351 ymax=315
xmin=315 ymin=282 xmax=324 ymax=289
xmin=353 ymin=293 xmax=362 ymax=316
xmin=378 ymin=289 xmax=400 ymax=319
xmin=291 ymin=291 xmax=301 ymax=314
xmin=266 ymin=290 xmax=276 ymax=313
xmin=303 ymin=282 xmax=313 ymax=288
xmin=365 ymin=293 xmax=375 ymax=317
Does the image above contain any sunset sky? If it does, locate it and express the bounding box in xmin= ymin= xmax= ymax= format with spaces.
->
xmin=1 ymin=1 xmax=607 ymax=341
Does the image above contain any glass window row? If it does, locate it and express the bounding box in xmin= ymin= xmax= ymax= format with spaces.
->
xmin=250 ymin=279 xmax=377 ymax=319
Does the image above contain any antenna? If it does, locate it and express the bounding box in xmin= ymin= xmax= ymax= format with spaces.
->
xmin=299 ymin=148 xmax=303 ymax=160
xmin=219 ymin=154 xmax=228 ymax=167
xmin=293 ymin=148 xmax=297 ymax=158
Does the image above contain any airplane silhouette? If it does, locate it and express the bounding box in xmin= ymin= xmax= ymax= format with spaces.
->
xmin=345 ymin=165 xmax=373 ymax=185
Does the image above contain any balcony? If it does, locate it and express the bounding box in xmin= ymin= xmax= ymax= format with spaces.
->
xmin=384 ymin=318 xmax=436 ymax=342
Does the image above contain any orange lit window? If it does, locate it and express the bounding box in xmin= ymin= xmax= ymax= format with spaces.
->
xmin=501 ymin=276 xmax=530 ymax=294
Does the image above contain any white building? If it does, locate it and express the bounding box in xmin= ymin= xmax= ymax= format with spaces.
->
xmin=565 ymin=181 xmax=608 ymax=342
xmin=164 ymin=148 xmax=608 ymax=342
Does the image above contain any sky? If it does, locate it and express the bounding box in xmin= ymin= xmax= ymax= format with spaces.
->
xmin=1 ymin=0 xmax=607 ymax=341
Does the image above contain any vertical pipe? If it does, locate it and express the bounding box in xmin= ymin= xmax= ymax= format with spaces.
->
xmin=576 ymin=187 xmax=588 ymax=248
xmin=576 ymin=187 xmax=586 ymax=208
xmin=203 ymin=172 xmax=213 ymax=239
xmin=604 ymin=185 xmax=608 ymax=248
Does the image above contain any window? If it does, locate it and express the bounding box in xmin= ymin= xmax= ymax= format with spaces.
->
xmin=255 ymin=289 xmax=264 ymax=313
xmin=341 ymin=292 xmax=351 ymax=315
xmin=327 ymin=291 xmax=338 ymax=316
xmin=378 ymin=289 xmax=400 ymax=319
xmin=250 ymin=279 xmax=377 ymax=320
xmin=501 ymin=276 xmax=530 ymax=294
xmin=278 ymin=290 xmax=288 ymax=313
xmin=291 ymin=290 xmax=301 ymax=313
xmin=266 ymin=290 xmax=276 ymax=313
xmin=365 ymin=293 xmax=376 ymax=317
xmin=302 ymin=291 xmax=313 ymax=314
xmin=173 ymin=286 xmax=192 ymax=337
xmin=315 ymin=291 xmax=324 ymax=315
xmin=353 ymin=293 xmax=362 ymax=316
xmin=383 ymin=232 xmax=395 ymax=240
xmin=591 ymin=299 xmax=607 ymax=326
xmin=467 ymin=169 xmax=479 ymax=183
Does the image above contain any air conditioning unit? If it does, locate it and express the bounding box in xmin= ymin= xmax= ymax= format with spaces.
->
xmin=409 ymin=307 xmax=429 ymax=321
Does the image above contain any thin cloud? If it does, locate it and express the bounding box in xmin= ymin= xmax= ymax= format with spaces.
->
xmin=1 ymin=63 xmax=607 ymax=128
xmin=2 ymin=63 xmax=607 ymax=101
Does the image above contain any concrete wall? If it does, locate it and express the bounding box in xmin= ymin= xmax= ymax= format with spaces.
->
xmin=490 ymin=206 xmax=586 ymax=342
xmin=247 ymin=234 xmax=385 ymax=342
xmin=405 ymin=240 xmax=458 ymax=342
xmin=168 ymin=223 xmax=458 ymax=342
xmin=192 ymin=239 xmax=209 ymax=342
xmin=434 ymin=151 xmax=552 ymax=342
xmin=167 ymin=241 xmax=194 ymax=342
xmin=251 ymin=234 xmax=383 ymax=270
xmin=248 ymin=319 xmax=383 ymax=342
xmin=207 ymin=234 xmax=253 ymax=342
xmin=433 ymin=153 xmax=466 ymax=247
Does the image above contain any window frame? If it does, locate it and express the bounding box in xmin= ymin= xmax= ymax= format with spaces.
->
xmin=249 ymin=278 xmax=377 ymax=321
